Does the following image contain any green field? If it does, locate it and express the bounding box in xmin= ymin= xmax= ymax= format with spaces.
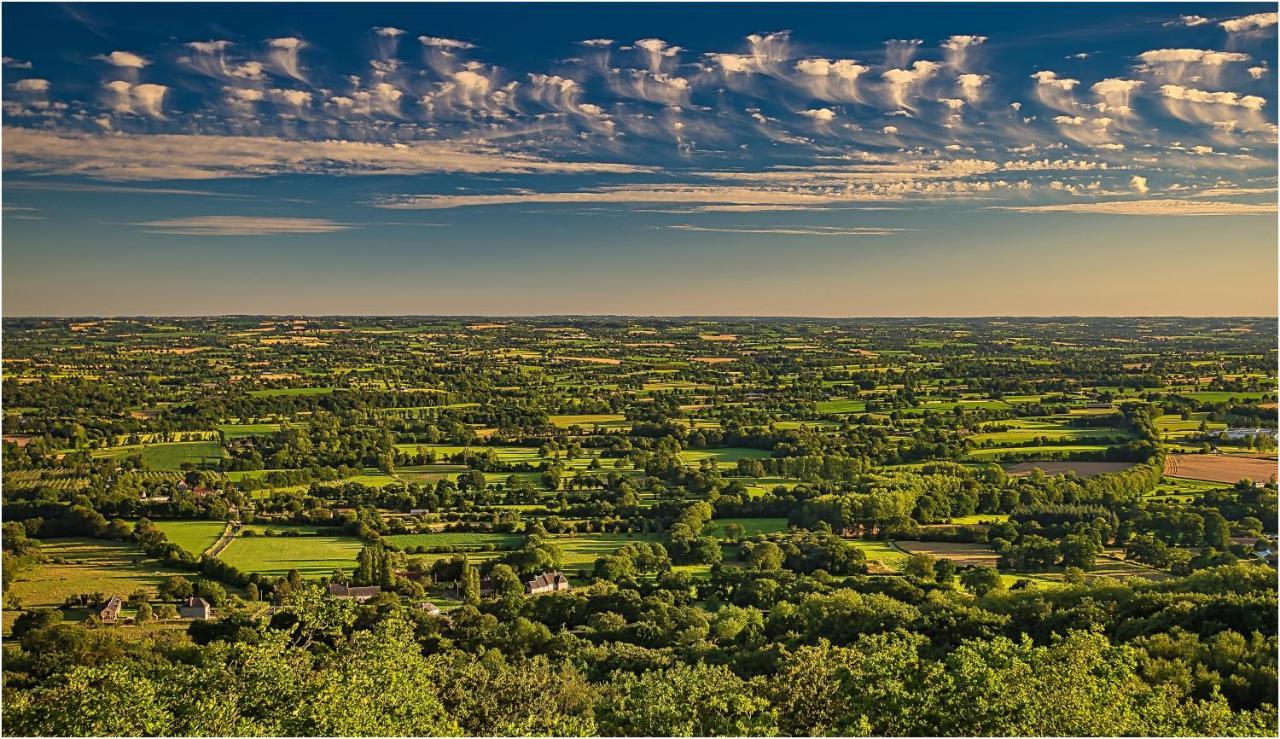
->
xmin=547 ymin=532 xmax=667 ymax=567
xmin=5 ymin=538 xmax=195 ymax=614
xmin=217 ymin=423 xmax=285 ymax=438
xmin=384 ymin=532 xmax=524 ymax=550
xmin=970 ymin=444 xmax=1113 ymax=459
xmin=679 ymin=448 xmax=773 ymax=465
xmin=816 ymin=399 xmax=867 ymax=414
xmin=217 ymin=525 xmax=364 ymax=578
xmin=247 ymin=387 xmax=338 ymax=397
xmin=847 ymin=539 xmax=910 ymax=570
xmin=709 ymin=517 xmax=790 ymax=538
xmin=548 ymin=414 xmax=627 ymax=427
xmin=92 ymin=441 xmax=225 ymax=470
xmin=973 ymin=418 xmax=1130 ymax=445
xmin=153 ymin=520 xmax=228 ymax=555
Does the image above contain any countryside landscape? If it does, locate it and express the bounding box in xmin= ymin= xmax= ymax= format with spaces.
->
xmin=2 ymin=2 xmax=1279 ymax=737
xmin=2 ymin=316 xmax=1277 ymax=734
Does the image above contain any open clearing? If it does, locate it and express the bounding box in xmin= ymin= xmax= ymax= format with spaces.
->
xmin=1002 ymin=461 xmax=1135 ymax=477
xmin=92 ymin=441 xmax=225 ymax=470
xmin=217 ymin=525 xmax=363 ymax=578
xmin=153 ymin=520 xmax=228 ymax=555
xmin=709 ymin=517 xmax=790 ymax=538
xmin=6 ymin=538 xmax=194 ymax=611
xmin=895 ymin=540 xmax=1000 ymax=567
xmin=1164 ymin=454 xmax=1277 ymax=484
xmin=384 ymin=532 xmax=523 ymax=550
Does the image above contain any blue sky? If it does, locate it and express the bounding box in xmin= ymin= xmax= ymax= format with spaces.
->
xmin=2 ymin=2 xmax=1276 ymax=316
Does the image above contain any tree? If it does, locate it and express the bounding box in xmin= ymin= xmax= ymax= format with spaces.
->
xmin=904 ymin=553 xmax=937 ymax=582
xmin=960 ymin=566 xmax=1004 ymax=597
xmin=460 ymin=563 xmax=481 ymax=606
xmin=159 ymin=576 xmax=193 ymax=600
xmin=723 ymin=523 xmax=745 ymax=542
xmin=747 ymin=541 xmax=784 ymax=571
xmin=196 ymin=580 xmax=228 ymax=608
xmin=1059 ymin=534 xmax=1102 ymax=569
xmin=135 ymin=601 xmax=153 ymax=624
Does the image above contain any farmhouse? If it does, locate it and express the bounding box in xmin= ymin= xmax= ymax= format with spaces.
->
xmin=328 ymin=583 xmax=381 ymax=602
xmin=98 ymin=595 xmax=122 ymax=624
xmin=525 ymin=571 xmax=571 ymax=595
xmin=180 ymin=596 xmax=212 ymax=620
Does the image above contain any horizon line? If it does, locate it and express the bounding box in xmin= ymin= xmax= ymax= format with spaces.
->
xmin=4 ymin=313 xmax=1278 ymax=321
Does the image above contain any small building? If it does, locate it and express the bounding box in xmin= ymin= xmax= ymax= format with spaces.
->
xmin=180 ymin=596 xmax=212 ymax=620
xmin=418 ymin=601 xmax=441 ymax=616
xmin=525 ymin=571 xmax=572 ymax=595
xmin=98 ymin=595 xmax=122 ymax=624
xmin=328 ymin=583 xmax=381 ymax=602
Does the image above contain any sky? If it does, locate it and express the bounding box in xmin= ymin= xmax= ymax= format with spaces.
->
xmin=2 ymin=2 xmax=1277 ymax=317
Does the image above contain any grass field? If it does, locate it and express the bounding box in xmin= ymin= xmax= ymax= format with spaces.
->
xmin=971 ymin=444 xmax=1114 ymax=459
xmin=247 ymin=387 xmax=337 ymax=397
xmin=92 ymin=441 xmax=225 ymax=470
xmin=548 ymin=414 xmax=627 ymax=427
xmin=217 ymin=525 xmax=364 ymax=578
xmin=847 ymin=539 xmax=910 ymax=571
xmin=709 ymin=517 xmax=789 ymax=538
xmin=153 ymin=520 xmax=228 ymax=555
xmin=5 ymin=538 xmax=195 ymax=616
xmin=384 ymin=532 xmax=524 ymax=550
xmin=816 ymin=399 xmax=867 ymax=414
xmin=972 ymin=419 xmax=1130 ymax=445
xmin=1002 ymin=461 xmax=1135 ymax=477
xmin=679 ymin=448 xmax=773 ymax=466
xmin=217 ymin=423 xmax=284 ymax=438
xmin=547 ymin=532 xmax=666 ymax=567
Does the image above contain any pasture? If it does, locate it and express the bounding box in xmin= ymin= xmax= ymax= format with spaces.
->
xmin=384 ymin=532 xmax=524 ymax=550
xmin=217 ymin=525 xmax=364 ymax=578
xmin=153 ymin=520 xmax=229 ymax=555
xmin=1000 ymin=461 xmax=1135 ymax=477
xmin=92 ymin=441 xmax=225 ymax=470
xmin=5 ymin=538 xmax=195 ymax=613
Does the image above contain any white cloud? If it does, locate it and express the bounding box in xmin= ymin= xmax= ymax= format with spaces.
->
xmin=266 ymin=37 xmax=308 ymax=81
xmin=1220 ymin=12 xmax=1278 ymax=33
xmin=1160 ymin=84 xmax=1267 ymax=110
xmin=633 ymin=38 xmax=682 ymax=73
xmin=2 ymin=128 xmax=654 ymax=181
xmin=940 ymin=35 xmax=986 ymax=70
xmin=1138 ymin=48 xmax=1249 ymax=65
xmin=956 ymin=73 xmax=987 ymax=102
xmin=373 ymin=26 xmax=405 ymax=38
xmin=135 ymin=215 xmax=352 ymax=235
xmin=1130 ymin=175 xmax=1149 ymax=193
xmin=883 ymin=61 xmax=941 ymax=108
xmin=2 ymin=56 xmax=33 ymax=69
xmin=669 ymin=224 xmax=904 ymax=236
xmin=794 ymin=58 xmax=868 ymax=102
xmin=1172 ymin=15 xmax=1210 ymax=27
xmin=418 ymin=36 xmax=475 ymax=49
xmin=1091 ymin=78 xmax=1143 ymax=113
xmin=101 ymin=81 xmax=168 ymax=118
xmin=95 ymin=51 xmax=149 ymax=69
xmin=579 ymin=39 xmax=614 ymax=47
xmin=1031 ymin=70 xmax=1080 ymax=111
xmin=14 ymin=78 xmax=50 ymax=93
xmin=1000 ymin=198 xmax=1275 ymax=215
xmin=799 ymin=107 xmax=837 ymax=123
